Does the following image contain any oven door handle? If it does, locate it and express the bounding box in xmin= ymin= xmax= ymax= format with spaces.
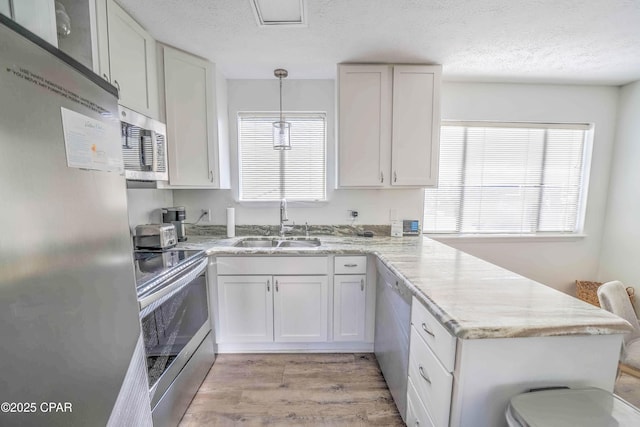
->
xmin=138 ymin=258 xmax=208 ymax=315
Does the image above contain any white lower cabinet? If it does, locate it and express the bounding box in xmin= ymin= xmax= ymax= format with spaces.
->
xmin=218 ymin=274 xmax=327 ymax=343
xmin=333 ymin=274 xmax=366 ymax=342
xmin=214 ymin=256 xmax=374 ymax=351
xmin=408 ymin=296 xmax=456 ymax=427
xmin=273 ymin=275 xmax=328 ymax=342
xmin=408 ymin=327 xmax=453 ymax=427
xmin=217 ymin=275 xmax=273 ymax=343
xmin=407 ymin=377 xmax=435 ymax=427
xmin=407 ymin=296 xmax=624 ymax=427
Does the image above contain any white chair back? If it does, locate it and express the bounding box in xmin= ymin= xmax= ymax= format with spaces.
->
xmin=597 ymin=280 xmax=640 ymax=344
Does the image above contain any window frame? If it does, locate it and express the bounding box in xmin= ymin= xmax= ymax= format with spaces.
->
xmin=237 ymin=111 xmax=328 ymax=203
xmin=423 ymin=120 xmax=594 ymax=238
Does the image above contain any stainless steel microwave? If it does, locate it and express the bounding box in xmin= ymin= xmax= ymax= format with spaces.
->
xmin=119 ymin=106 xmax=168 ymax=181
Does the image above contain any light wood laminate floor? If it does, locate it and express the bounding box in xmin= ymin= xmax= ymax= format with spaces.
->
xmin=178 ymin=353 xmax=404 ymax=426
xmin=179 ymin=353 xmax=640 ymax=426
xmin=615 ymin=373 xmax=640 ymax=408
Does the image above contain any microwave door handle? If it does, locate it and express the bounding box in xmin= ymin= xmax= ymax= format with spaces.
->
xmin=138 ymin=130 xmax=147 ymax=166
xmin=150 ymin=130 xmax=158 ymax=171
xmin=122 ymin=123 xmax=130 ymax=148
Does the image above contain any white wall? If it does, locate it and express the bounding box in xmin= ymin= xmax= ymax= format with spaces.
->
xmin=126 ymin=188 xmax=174 ymax=230
xmin=434 ymin=82 xmax=619 ymax=294
xmin=598 ymin=81 xmax=640 ymax=291
xmin=173 ymin=79 xmax=620 ymax=296
xmin=173 ymin=79 xmax=424 ymax=226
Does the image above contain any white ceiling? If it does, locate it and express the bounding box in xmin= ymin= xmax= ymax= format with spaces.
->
xmin=117 ymin=0 xmax=640 ymax=85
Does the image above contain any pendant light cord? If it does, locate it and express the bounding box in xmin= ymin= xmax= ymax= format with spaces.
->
xmin=279 ymin=76 xmax=283 ymax=123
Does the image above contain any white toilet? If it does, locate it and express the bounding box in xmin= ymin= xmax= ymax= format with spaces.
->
xmin=506 ymin=387 xmax=640 ymax=426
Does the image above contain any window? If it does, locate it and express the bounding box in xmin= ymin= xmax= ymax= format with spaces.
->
xmin=238 ymin=112 xmax=326 ymax=201
xmin=424 ymin=122 xmax=591 ymax=234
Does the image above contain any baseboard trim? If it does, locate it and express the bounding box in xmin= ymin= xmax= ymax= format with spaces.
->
xmin=217 ymin=342 xmax=374 ymax=353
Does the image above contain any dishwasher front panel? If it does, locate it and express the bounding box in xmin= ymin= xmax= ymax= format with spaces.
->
xmin=374 ymin=260 xmax=412 ymax=422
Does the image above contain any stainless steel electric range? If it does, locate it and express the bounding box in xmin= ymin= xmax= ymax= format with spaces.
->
xmin=134 ymin=249 xmax=215 ymax=427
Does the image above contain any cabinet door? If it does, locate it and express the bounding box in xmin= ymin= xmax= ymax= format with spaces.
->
xmin=273 ymin=275 xmax=328 ymax=342
xmin=11 ymin=0 xmax=57 ymax=46
xmin=163 ymin=46 xmax=218 ymax=187
xmin=391 ymin=65 xmax=441 ymax=186
xmin=217 ymin=275 xmax=273 ymax=343
xmin=95 ymin=0 xmax=110 ymax=80
xmin=338 ymin=64 xmax=391 ymax=187
xmin=106 ymin=0 xmax=158 ymax=118
xmin=334 ymin=275 xmax=366 ymax=342
xmin=0 ymin=1 xmax=11 ymax=17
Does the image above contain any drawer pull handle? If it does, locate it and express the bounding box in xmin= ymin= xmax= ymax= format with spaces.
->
xmin=380 ymin=171 xmax=384 ymax=183
xmin=361 ymin=278 xmax=365 ymax=291
xmin=418 ymin=365 xmax=431 ymax=384
xmin=267 ymin=279 xmax=270 ymax=292
xmin=344 ymin=263 xmax=358 ymax=267
xmin=421 ymin=322 xmax=435 ymax=337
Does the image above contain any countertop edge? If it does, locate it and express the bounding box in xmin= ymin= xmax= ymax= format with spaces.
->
xmin=188 ymin=236 xmax=632 ymax=340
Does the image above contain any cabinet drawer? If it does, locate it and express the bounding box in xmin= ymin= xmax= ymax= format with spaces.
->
xmin=407 ymin=377 xmax=436 ymax=427
xmin=408 ymin=327 xmax=453 ymax=427
xmin=334 ymin=256 xmax=367 ymax=274
xmin=216 ymin=257 xmax=328 ymax=275
xmin=411 ymin=297 xmax=456 ymax=372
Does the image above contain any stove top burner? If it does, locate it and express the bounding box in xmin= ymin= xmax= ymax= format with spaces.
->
xmin=133 ymin=249 xmax=203 ymax=289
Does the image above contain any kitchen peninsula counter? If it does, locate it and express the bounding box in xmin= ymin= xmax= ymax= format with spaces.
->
xmin=179 ymin=234 xmax=631 ymax=340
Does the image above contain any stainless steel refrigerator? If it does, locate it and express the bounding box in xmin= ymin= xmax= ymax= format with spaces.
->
xmin=0 ymin=15 xmax=152 ymax=427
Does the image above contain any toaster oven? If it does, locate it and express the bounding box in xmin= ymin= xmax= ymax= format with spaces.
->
xmin=120 ymin=106 xmax=168 ymax=181
xmin=134 ymin=224 xmax=177 ymax=250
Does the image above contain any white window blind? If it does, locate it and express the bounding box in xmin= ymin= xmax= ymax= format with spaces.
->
xmin=238 ymin=112 xmax=326 ymax=201
xmin=424 ymin=122 xmax=591 ymax=234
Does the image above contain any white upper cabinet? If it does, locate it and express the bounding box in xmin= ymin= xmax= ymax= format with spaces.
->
xmin=338 ymin=65 xmax=391 ymax=187
xmin=8 ymin=0 xmax=58 ymax=46
xmin=158 ymin=45 xmax=230 ymax=188
xmin=338 ymin=63 xmax=441 ymax=188
xmin=98 ymin=0 xmax=158 ymax=118
xmin=391 ymin=65 xmax=441 ymax=186
xmin=0 ymin=1 xmax=11 ymax=17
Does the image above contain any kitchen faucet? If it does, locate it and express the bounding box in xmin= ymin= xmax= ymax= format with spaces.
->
xmin=279 ymin=198 xmax=294 ymax=237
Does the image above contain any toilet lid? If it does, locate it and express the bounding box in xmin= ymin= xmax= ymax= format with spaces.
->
xmin=507 ymin=388 xmax=640 ymax=427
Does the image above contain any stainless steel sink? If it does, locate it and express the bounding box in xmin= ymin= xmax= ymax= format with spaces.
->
xmin=233 ymin=239 xmax=279 ymax=248
xmin=233 ymin=238 xmax=321 ymax=248
xmin=277 ymin=239 xmax=321 ymax=247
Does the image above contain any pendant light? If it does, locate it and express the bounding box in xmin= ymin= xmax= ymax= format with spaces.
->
xmin=273 ymin=68 xmax=291 ymax=150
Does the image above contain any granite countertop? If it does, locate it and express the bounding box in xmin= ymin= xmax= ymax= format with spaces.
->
xmin=178 ymin=234 xmax=631 ymax=340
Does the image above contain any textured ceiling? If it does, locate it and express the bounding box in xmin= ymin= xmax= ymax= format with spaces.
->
xmin=117 ymin=0 xmax=640 ymax=85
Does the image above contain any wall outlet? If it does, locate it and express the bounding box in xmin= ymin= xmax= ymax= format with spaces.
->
xmin=349 ymin=210 xmax=359 ymax=219
xmin=201 ymin=209 xmax=212 ymax=222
